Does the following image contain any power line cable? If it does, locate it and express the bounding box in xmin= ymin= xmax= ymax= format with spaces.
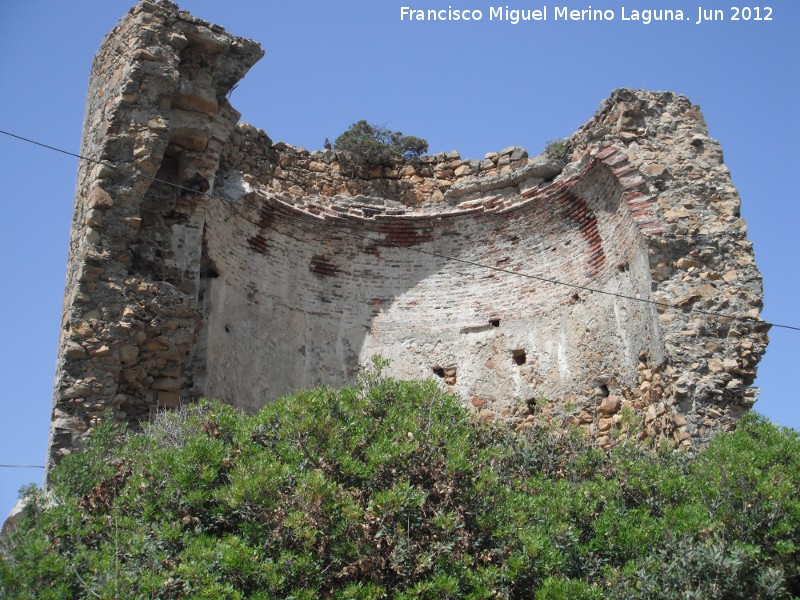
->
xmin=0 ymin=464 xmax=45 ymax=469
xmin=2 ymin=127 xmax=798 ymax=333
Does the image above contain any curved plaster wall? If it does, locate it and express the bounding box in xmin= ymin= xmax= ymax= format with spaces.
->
xmin=198 ymin=158 xmax=664 ymax=413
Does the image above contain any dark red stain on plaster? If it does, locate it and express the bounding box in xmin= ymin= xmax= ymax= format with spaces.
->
xmin=310 ymin=254 xmax=340 ymax=278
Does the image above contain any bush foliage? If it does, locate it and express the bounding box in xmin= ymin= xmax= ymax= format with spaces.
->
xmin=334 ymin=121 xmax=428 ymax=164
xmin=544 ymin=139 xmax=572 ymax=163
xmin=2 ymin=361 xmax=799 ymax=598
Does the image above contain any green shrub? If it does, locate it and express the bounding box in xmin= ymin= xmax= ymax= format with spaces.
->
xmin=544 ymin=138 xmax=572 ymax=163
xmin=2 ymin=367 xmax=798 ymax=598
xmin=611 ymin=533 xmax=790 ymax=599
xmin=334 ymin=121 xmax=428 ymax=164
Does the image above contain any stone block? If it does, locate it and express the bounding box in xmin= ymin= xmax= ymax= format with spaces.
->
xmin=598 ymin=396 xmax=621 ymax=416
xmin=153 ymin=378 xmax=180 ymax=391
xmin=157 ymin=392 xmax=181 ymax=409
xmin=119 ymin=344 xmax=140 ymax=365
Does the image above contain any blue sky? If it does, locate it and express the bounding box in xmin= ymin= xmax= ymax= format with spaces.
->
xmin=1 ymin=0 xmax=797 ymax=518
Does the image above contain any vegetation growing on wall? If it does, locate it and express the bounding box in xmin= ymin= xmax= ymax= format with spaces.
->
xmin=334 ymin=121 xmax=429 ymax=164
xmin=2 ymin=362 xmax=798 ymax=598
xmin=544 ymin=138 xmax=572 ymax=163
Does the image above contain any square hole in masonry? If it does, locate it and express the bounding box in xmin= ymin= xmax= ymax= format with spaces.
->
xmin=512 ymin=349 xmax=527 ymax=366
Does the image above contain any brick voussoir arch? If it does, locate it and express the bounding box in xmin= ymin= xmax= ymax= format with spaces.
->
xmin=259 ymin=144 xmax=661 ymax=246
xmin=235 ymin=144 xmax=658 ymax=320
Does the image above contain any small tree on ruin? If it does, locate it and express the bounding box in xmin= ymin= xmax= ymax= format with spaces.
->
xmin=333 ymin=120 xmax=428 ymax=164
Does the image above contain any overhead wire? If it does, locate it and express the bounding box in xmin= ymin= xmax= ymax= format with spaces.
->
xmin=1 ymin=127 xmax=797 ymax=333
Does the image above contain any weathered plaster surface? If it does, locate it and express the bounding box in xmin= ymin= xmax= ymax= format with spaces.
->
xmin=48 ymin=0 xmax=768 ymax=470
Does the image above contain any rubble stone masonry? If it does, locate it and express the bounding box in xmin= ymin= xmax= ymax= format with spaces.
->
xmin=47 ymin=0 xmax=769 ymax=471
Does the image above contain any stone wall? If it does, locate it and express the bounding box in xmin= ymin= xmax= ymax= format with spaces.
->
xmin=48 ymin=0 xmax=768 ymax=470
xmin=48 ymin=0 xmax=262 ymax=470
xmin=572 ymin=91 xmax=769 ymax=443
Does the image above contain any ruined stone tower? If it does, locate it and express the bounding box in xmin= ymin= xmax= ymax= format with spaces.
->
xmin=48 ymin=0 xmax=769 ymax=469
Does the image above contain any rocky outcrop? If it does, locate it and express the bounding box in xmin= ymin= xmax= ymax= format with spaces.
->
xmin=48 ymin=1 xmax=767 ymax=472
